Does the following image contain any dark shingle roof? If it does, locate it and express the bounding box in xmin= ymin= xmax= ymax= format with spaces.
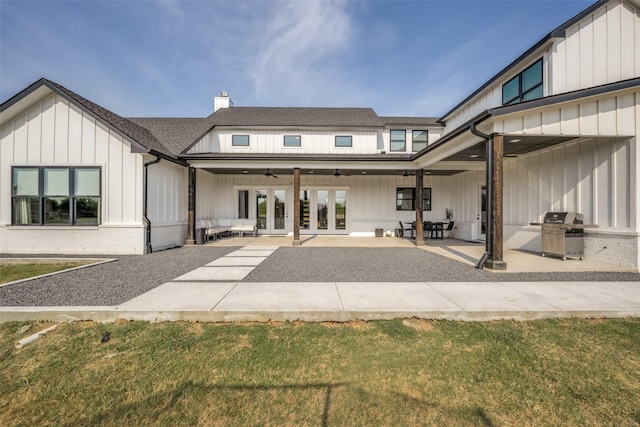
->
xmin=208 ymin=107 xmax=386 ymax=128
xmin=42 ymin=80 xmax=178 ymax=158
xmin=379 ymin=116 xmax=441 ymax=127
xmin=127 ymin=117 xmax=215 ymax=155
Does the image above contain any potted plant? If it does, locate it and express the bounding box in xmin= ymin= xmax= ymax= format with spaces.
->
xmin=446 ymin=208 xmax=453 ymax=220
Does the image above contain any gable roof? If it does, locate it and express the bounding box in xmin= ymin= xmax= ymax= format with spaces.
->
xmin=127 ymin=117 xmax=215 ymax=156
xmin=208 ymin=107 xmax=386 ymax=128
xmin=0 ymin=78 xmax=184 ymax=164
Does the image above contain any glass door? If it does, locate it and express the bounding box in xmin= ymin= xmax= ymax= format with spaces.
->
xmin=273 ymin=189 xmax=286 ymax=233
xmin=256 ymin=190 xmax=268 ymax=231
xmin=256 ymin=189 xmax=287 ymax=234
xmin=335 ymin=190 xmax=347 ymax=232
xmin=317 ymin=190 xmax=329 ymax=233
xmin=299 ymin=188 xmax=347 ymax=234
xmin=478 ymin=185 xmax=487 ymax=241
xmin=299 ymin=190 xmax=311 ymax=231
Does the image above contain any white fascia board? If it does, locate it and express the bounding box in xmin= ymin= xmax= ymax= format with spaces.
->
xmin=187 ymin=159 xmax=418 ymax=171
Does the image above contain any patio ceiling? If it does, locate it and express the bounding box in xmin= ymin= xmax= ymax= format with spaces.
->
xmin=441 ymin=135 xmax=578 ymax=162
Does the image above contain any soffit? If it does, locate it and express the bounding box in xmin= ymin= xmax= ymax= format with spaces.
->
xmin=442 ymin=135 xmax=578 ymax=162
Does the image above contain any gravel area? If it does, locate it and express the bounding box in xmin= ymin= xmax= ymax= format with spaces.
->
xmin=2 ymin=246 xmax=639 ymax=307
xmin=245 ymin=247 xmax=640 ymax=283
xmin=0 ymin=246 xmax=236 ymax=306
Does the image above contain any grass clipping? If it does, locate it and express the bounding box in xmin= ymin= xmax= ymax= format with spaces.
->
xmin=1 ymin=318 xmax=639 ymax=426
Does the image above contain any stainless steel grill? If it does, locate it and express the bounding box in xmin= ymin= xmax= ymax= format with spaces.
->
xmin=541 ymin=212 xmax=584 ymax=261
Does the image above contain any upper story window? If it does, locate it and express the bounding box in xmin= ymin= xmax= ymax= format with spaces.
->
xmin=335 ymin=135 xmax=352 ymax=148
xmin=412 ymin=130 xmax=428 ymax=152
xmin=502 ymin=58 xmax=543 ymax=105
xmin=232 ymin=135 xmax=250 ymax=146
xmin=284 ymin=135 xmax=301 ymax=147
xmin=12 ymin=166 xmax=101 ymax=226
xmin=390 ymin=130 xmax=406 ymax=152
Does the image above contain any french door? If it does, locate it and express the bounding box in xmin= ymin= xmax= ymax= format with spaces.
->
xmin=256 ymin=188 xmax=288 ymax=234
xmin=299 ymin=188 xmax=348 ymax=234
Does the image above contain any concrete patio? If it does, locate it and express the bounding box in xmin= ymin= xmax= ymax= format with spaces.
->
xmin=204 ymin=235 xmax=636 ymax=273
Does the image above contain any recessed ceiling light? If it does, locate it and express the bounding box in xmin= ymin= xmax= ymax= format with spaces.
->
xmin=242 ymin=170 xmax=248 ymax=174
xmin=470 ymin=154 xmax=479 ymax=158
xmin=509 ymin=138 xmax=522 ymax=143
xmin=309 ymin=171 xmax=314 ymax=174
xmin=425 ymin=171 xmax=431 ymax=175
xmin=361 ymin=171 xmax=367 ymax=174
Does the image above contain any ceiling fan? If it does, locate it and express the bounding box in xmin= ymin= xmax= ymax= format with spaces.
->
xmin=403 ymin=170 xmax=415 ymax=177
xmin=334 ymin=169 xmax=350 ymax=177
xmin=264 ymin=169 xmax=278 ymax=178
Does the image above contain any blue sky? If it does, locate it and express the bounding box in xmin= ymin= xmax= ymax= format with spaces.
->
xmin=1 ymin=0 xmax=594 ymax=118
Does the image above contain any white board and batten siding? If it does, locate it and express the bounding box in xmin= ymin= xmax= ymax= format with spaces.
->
xmin=146 ymin=159 xmax=189 ymax=251
xmin=189 ymin=129 xmax=382 ymax=155
xmin=195 ymin=172 xmax=452 ymax=235
xmin=443 ymin=0 xmax=640 ymax=134
xmin=1 ymin=93 xmax=143 ymax=254
xmin=550 ymin=0 xmax=640 ymax=94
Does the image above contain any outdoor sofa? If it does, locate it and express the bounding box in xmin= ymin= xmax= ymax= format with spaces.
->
xmin=197 ymin=219 xmax=257 ymax=241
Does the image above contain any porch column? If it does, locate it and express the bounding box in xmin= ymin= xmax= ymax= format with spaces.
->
xmin=293 ymin=167 xmax=301 ymax=246
xmin=486 ymin=134 xmax=506 ymax=270
xmin=415 ymin=168 xmax=425 ymax=246
xmin=186 ymin=166 xmax=196 ymax=245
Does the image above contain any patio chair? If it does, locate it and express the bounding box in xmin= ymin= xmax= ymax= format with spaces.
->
xmin=423 ymin=221 xmax=433 ymax=239
xmin=398 ymin=221 xmax=414 ymax=238
xmin=444 ymin=221 xmax=455 ymax=238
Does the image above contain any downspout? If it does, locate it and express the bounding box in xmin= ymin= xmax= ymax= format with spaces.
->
xmin=143 ymin=156 xmax=161 ymax=254
xmin=470 ymin=123 xmax=492 ymax=269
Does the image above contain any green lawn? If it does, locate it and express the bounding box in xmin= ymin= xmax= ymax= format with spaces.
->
xmin=0 ymin=263 xmax=89 ymax=284
xmin=1 ymin=319 xmax=639 ymax=426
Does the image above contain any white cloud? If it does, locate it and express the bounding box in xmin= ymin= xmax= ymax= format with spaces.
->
xmin=246 ymin=0 xmax=354 ymax=104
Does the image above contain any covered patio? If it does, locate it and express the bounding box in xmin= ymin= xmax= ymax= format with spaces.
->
xmin=201 ymin=235 xmax=635 ymax=274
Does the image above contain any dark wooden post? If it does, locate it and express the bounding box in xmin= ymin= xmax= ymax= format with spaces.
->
xmin=415 ymin=169 xmax=424 ymax=246
xmin=186 ymin=166 xmax=196 ymax=245
xmin=487 ymin=134 xmax=506 ymax=270
xmin=293 ymin=168 xmax=301 ymax=246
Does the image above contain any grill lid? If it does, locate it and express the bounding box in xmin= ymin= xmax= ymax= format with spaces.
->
xmin=543 ymin=212 xmax=584 ymax=225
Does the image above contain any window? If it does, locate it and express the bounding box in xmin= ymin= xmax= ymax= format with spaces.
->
xmin=335 ymin=135 xmax=352 ymax=147
xmin=238 ymin=190 xmax=249 ymax=219
xmin=502 ymin=58 xmax=543 ymax=105
xmin=395 ymin=187 xmax=432 ymax=211
xmin=390 ymin=130 xmax=406 ymax=152
xmin=12 ymin=166 xmax=101 ymax=226
xmin=284 ymin=135 xmax=301 ymax=147
xmin=412 ymin=130 xmax=428 ymax=152
xmin=232 ymin=135 xmax=250 ymax=146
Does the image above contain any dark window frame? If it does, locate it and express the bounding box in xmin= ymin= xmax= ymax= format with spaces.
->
xmin=11 ymin=166 xmax=102 ymax=226
xmin=412 ymin=130 xmax=428 ymax=152
xmin=232 ymin=134 xmax=250 ymax=147
xmin=502 ymin=58 xmax=543 ymax=105
xmin=390 ymin=129 xmax=406 ymax=152
xmin=396 ymin=187 xmax=432 ymax=211
xmin=335 ymin=135 xmax=352 ymax=148
xmin=283 ymin=135 xmax=302 ymax=147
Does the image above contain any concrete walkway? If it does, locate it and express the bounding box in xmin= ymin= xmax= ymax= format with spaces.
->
xmin=2 ymin=243 xmax=639 ymax=323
